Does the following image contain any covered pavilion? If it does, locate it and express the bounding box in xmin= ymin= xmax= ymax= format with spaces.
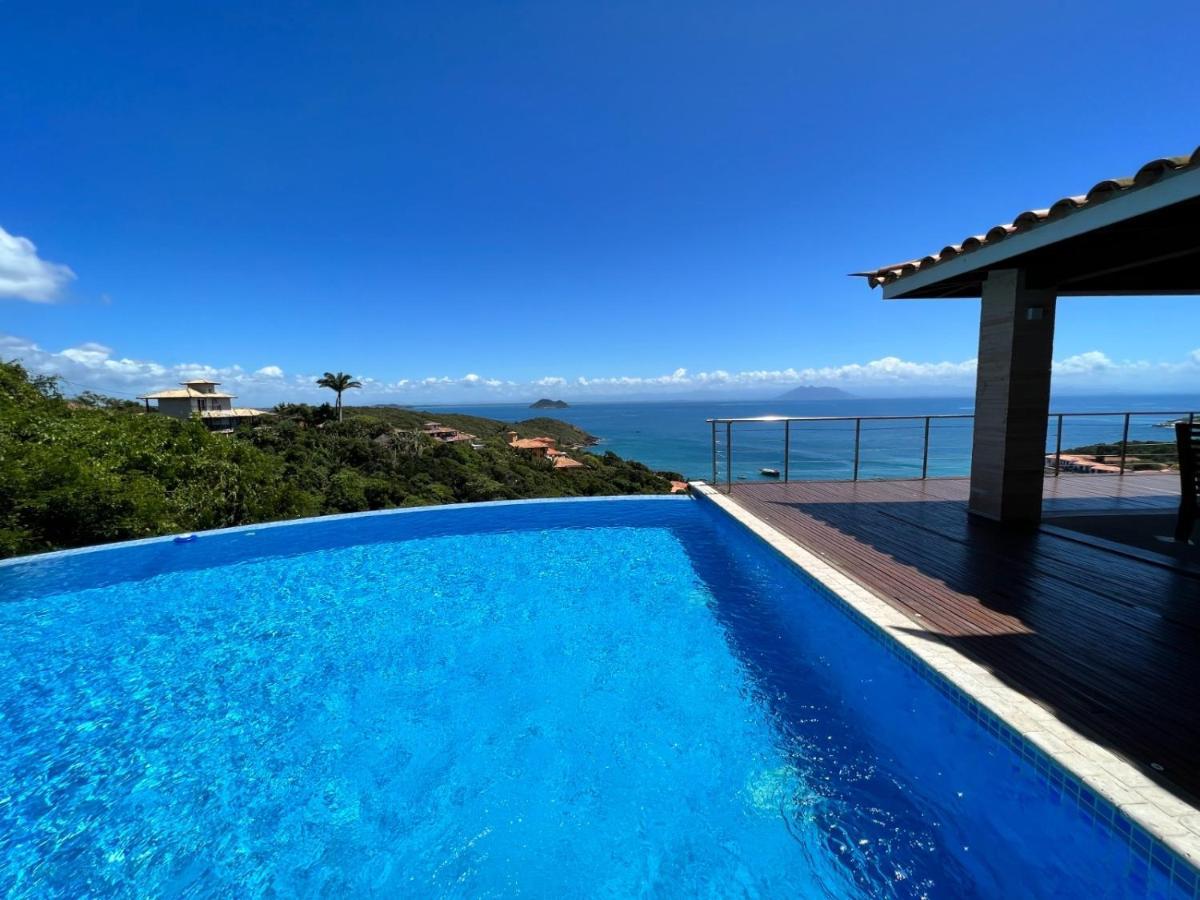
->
xmin=857 ymin=149 xmax=1200 ymax=525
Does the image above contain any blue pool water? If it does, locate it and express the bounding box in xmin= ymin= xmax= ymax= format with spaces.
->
xmin=0 ymin=498 xmax=1185 ymax=897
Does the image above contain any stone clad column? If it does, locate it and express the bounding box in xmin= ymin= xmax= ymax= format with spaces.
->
xmin=968 ymin=269 xmax=1057 ymax=525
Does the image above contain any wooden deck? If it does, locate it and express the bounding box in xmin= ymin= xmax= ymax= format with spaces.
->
xmin=724 ymin=474 xmax=1200 ymax=802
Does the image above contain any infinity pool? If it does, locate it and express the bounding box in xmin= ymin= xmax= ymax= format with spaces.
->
xmin=0 ymin=498 xmax=1183 ymax=896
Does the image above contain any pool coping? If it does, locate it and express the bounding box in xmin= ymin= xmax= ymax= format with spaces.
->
xmin=690 ymin=480 xmax=1200 ymax=890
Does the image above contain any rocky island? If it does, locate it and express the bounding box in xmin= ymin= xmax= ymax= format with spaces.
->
xmin=530 ymin=398 xmax=570 ymax=409
xmin=774 ymin=385 xmax=854 ymax=401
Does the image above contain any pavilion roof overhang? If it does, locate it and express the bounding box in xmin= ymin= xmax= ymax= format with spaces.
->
xmin=855 ymin=149 xmax=1200 ymax=300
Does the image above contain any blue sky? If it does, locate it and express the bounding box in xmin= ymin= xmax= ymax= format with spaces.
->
xmin=2 ymin=1 xmax=1198 ymax=403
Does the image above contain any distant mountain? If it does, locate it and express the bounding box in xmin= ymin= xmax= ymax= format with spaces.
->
xmin=774 ymin=386 xmax=854 ymax=401
xmin=530 ymin=398 xmax=569 ymax=409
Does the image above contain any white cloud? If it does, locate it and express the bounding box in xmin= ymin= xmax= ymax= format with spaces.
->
xmin=60 ymin=342 xmax=113 ymax=367
xmin=1053 ymin=351 xmax=1114 ymax=375
xmin=0 ymin=226 xmax=76 ymax=303
xmin=789 ymin=356 xmax=980 ymax=386
xmin=3 ymin=332 xmax=1199 ymax=404
xmin=564 ymin=358 xmax=980 ymax=392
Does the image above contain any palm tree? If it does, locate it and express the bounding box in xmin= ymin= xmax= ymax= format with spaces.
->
xmin=316 ymin=371 xmax=362 ymax=422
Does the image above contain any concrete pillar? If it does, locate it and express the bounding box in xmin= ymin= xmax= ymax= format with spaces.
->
xmin=968 ymin=269 xmax=1057 ymax=525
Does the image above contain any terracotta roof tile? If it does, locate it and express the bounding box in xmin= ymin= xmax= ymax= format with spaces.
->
xmin=510 ymin=437 xmax=555 ymax=450
xmin=856 ymin=147 xmax=1200 ymax=289
xmin=138 ymin=388 xmax=236 ymax=399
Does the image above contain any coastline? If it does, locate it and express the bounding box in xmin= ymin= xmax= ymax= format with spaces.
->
xmin=423 ymin=394 xmax=1200 ymax=482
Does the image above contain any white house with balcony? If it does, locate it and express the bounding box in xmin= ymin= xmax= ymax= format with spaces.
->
xmin=138 ymin=379 xmax=269 ymax=433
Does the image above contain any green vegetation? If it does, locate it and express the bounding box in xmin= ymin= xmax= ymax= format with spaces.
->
xmin=341 ymin=406 xmax=597 ymax=448
xmin=1061 ymin=440 xmax=1178 ymax=470
xmin=0 ymin=360 xmax=681 ymax=559
xmin=511 ymin=417 xmax=598 ymax=447
xmin=315 ymin=371 xmax=362 ymax=421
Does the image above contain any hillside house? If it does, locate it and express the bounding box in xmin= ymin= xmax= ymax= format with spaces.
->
xmin=138 ymin=379 xmax=268 ymax=433
xmin=421 ymin=422 xmax=477 ymax=443
xmin=507 ymin=431 xmax=558 ymax=458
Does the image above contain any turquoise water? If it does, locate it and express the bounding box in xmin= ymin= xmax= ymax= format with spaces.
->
xmin=435 ymin=394 xmax=1199 ymax=480
xmin=0 ymin=499 xmax=1187 ymax=897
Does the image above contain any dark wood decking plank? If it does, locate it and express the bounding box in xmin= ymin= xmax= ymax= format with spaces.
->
xmin=732 ymin=509 xmax=1200 ymax=778
xmin=738 ymin=483 xmax=1199 ymax=668
xmin=739 ymin=501 xmax=1200 ymax=739
xmin=748 ymin=496 xmax=1197 ymax=686
xmin=724 ymin=476 xmax=1200 ymax=800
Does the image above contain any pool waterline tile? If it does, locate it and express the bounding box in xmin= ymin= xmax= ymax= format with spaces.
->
xmin=691 ymin=480 xmax=1200 ymax=889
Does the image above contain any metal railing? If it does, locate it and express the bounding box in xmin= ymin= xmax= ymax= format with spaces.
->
xmin=706 ymin=410 xmax=1197 ymax=493
xmin=1044 ymin=411 xmax=1195 ymax=475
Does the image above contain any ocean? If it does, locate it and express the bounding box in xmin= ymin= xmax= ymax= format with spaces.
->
xmin=427 ymin=395 xmax=1199 ymax=483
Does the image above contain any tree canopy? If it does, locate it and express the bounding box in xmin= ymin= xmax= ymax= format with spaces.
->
xmin=316 ymin=371 xmax=363 ymax=422
xmin=0 ymin=360 xmax=681 ymax=559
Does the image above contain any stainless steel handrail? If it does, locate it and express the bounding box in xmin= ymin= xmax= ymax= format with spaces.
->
xmin=706 ymin=410 xmax=1193 ymax=424
xmin=707 ymin=413 xmax=975 ymax=423
xmin=706 ymin=410 xmax=1197 ymax=493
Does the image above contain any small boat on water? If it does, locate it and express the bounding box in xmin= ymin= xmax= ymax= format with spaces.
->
xmin=760 ymin=468 xmax=781 ymax=478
